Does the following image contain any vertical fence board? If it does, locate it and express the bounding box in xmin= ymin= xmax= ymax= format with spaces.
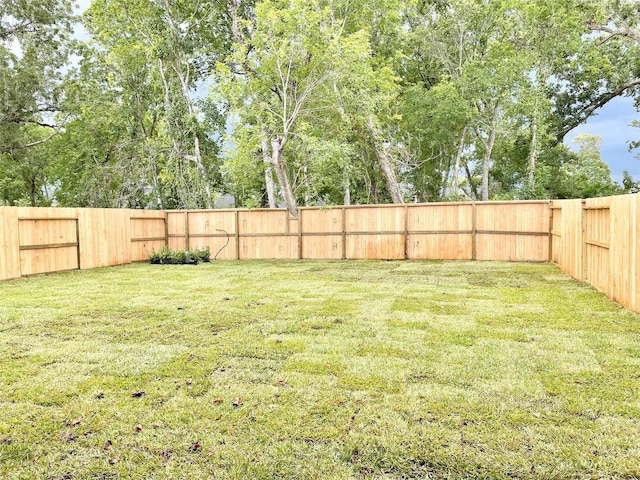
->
xmin=0 ymin=207 xmax=21 ymax=280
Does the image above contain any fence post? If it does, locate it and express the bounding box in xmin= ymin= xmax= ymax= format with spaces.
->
xmin=341 ymin=207 xmax=347 ymax=260
xmin=75 ymin=218 xmax=82 ymax=270
xmin=404 ymin=205 xmax=409 ymax=260
xmin=298 ymin=210 xmax=303 ymax=260
xmin=235 ymin=210 xmax=240 ymax=260
xmin=184 ymin=211 xmax=190 ymax=251
xmin=164 ymin=211 xmax=169 ymax=247
xmin=472 ymin=202 xmax=477 ymax=260
xmin=548 ymin=201 xmax=554 ymax=262
xmin=581 ymin=200 xmax=587 ymax=281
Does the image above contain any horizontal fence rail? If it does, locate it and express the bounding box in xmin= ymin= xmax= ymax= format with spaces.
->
xmin=1 ymin=194 xmax=639 ymax=316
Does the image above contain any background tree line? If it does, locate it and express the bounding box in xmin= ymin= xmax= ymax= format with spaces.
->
xmin=2 ymin=0 xmax=640 ymax=214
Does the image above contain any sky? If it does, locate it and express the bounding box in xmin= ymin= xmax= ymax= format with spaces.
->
xmin=71 ymin=0 xmax=640 ymax=184
xmin=566 ymin=98 xmax=640 ymax=183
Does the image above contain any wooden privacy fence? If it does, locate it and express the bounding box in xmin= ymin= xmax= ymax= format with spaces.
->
xmin=165 ymin=201 xmax=550 ymax=262
xmin=551 ymin=194 xmax=640 ymax=313
xmin=1 ymin=196 xmax=639 ymax=317
xmin=0 ymin=201 xmax=549 ymax=280
xmin=0 ymin=207 xmax=164 ymax=281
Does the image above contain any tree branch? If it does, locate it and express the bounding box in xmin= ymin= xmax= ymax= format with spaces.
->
xmin=560 ymin=77 xmax=640 ymax=139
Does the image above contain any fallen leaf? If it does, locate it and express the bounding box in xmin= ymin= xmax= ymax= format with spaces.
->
xmin=189 ymin=442 xmax=201 ymax=452
xmin=132 ymin=391 xmax=145 ymax=398
xmin=104 ymin=440 xmax=113 ymax=450
xmin=109 ymin=455 xmax=121 ymax=465
xmin=276 ymin=379 xmax=287 ymax=386
xmin=232 ymin=397 xmax=243 ymax=407
xmin=187 ymin=354 xmax=195 ymax=362
xmin=70 ymin=416 xmax=83 ymax=427
xmin=212 ymin=398 xmax=224 ymax=404
xmin=135 ymin=424 xmax=143 ymax=432
xmin=61 ymin=430 xmax=75 ymax=443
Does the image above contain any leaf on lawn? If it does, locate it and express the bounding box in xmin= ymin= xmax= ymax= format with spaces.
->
xmin=109 ymin=455 xmax=121 ymax=465
xmin=189 ymin=442 xmax=201 ymax=452
xmin=276 ymin=379 xmax=287 ymax=386
xmin=104 ymin=440 xmax=113 ymax=450
xmin=61 ymin=430 xmax=75 ymax=443
xmin=187 ymin=354 xmax=195 ymax=361
xmin=232 ymin=397 xmax=243 ymax=407
xmin=132 ymin=391 xmax=146 ymax=398
xmin=212 ymin=398 xmax=224 ymax=404
xmin=135 ymin=424 xmax=143 ymax=432
xmin=70 ymin=416 xmax=83 ymax=427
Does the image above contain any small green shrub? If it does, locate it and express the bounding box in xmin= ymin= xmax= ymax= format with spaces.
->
xmin=149 ymin=246 xmax=210 ymax=265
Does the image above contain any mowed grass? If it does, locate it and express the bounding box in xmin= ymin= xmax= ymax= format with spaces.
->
xmin=1 ymin=261 xmax=640 ymax=479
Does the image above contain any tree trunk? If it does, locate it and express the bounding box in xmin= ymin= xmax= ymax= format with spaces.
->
xmin=261 ymin=136 xmax=277 ymax=208
xmin=481 ymin=109 xmax=499 ymax=201
xmin=174 ymin=65 xmax=213 ymax=209
xmin=452 ymin=125 xmax=467 ymax=197
xmin=367 ymin=117 xmax=403 ymax=204
xmin=270 ymin=137 xmax=298 ymax=217
xmin=343 ymin=169 xmax=351 ymax=206
xmin=527 ymin=100 xmax=539 ymax=192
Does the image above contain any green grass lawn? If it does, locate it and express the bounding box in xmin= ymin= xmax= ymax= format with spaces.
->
xmin=1 ymin=260 xmax=639 ymax=479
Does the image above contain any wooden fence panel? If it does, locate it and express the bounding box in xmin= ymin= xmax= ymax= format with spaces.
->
xmin=167 ymin=212 xmax=187 ymax=251
xmin=608 ymin=195 xmax=635 ymax=308
xmin=186 ymin=210 xmax=237 ymax=260
xmin=300 ymin=208 xmax=343 ymax=259
xmin=238 ymin=210 xmax=297 ymax=259
xmin=77 ymin=208 xmax=131 ymax=269
xmin=406 ymin=203 xmax=473 ymax=260
xmin=584 ymin=197 xmax=610 ymax=294
xmin=17 ymin=207 xmax=79 ymax=275
xmin=550 ymin=203 xmax=562 ymax=264
xmin=475 ymin=202 xmax=550 ymax=261
xmin=0 ymin=207 xmax=21 ymax=280
xmin=345 ymin=206 xmax=405 ymax=259
xmin=553 ymin=199 xmax=584 ymax=280
xmin=633 ymin=194 xmax=640 ymax=313
xmin=130 ymin=210 xmax=166 ymax=261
